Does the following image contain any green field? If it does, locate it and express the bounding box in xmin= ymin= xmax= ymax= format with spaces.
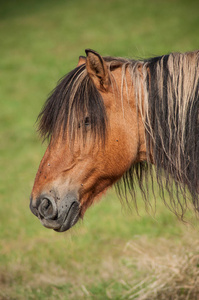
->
xmin=0 ymin=0 xmax=199 ymax=299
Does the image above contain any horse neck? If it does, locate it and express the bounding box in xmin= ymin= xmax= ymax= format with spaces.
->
xmin=119 ymin=65 xmax=149 ymax=163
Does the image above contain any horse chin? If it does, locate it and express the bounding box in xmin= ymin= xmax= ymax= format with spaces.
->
xmin=54 ymin=205 xmax=80 ymax=232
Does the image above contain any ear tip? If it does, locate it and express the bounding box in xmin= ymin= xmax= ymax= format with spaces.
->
xmin=85 ymin=49 xmax=97 ymax=56
xmin=85 ymin=48 xmax=91 ymax=53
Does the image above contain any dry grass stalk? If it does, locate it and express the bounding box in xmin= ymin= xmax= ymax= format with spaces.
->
xmin=106 ymin=232 xmax=199 ymax=300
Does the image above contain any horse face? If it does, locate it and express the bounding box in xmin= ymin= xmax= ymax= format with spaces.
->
xmin=30 ymin=50 xmax=142 ymax=232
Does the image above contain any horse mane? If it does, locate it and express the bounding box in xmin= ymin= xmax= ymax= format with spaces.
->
xmin=119 ymin=50 xmax=199 ymax=218
xmin=38 ymin=50 xmax=199 ymax=218
xmin=37 ymin=64 xmax=107 ymax=145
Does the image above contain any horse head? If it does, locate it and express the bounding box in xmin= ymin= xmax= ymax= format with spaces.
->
xmin=30 ymin=50 xmax=146 ymax=232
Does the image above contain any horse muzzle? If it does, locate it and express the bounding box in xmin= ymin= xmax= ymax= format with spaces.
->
xmin=30 ymin=193 xmax=80 ymax=232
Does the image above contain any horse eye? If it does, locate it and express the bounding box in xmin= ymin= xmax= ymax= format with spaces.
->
xmin=78 ymin=117 xmax=90 ymax=128
xmin=84 ymin=117 xmax=90 ymax=126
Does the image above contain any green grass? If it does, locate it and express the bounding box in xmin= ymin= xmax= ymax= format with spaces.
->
xmin=1 ymin=0 xmax=199 ymax=299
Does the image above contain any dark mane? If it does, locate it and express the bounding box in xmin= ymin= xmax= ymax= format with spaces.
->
xmin=118 ymin=51 xmax=199 ymax=218
xmin=38 ymin=64 xmax=107 ymax=144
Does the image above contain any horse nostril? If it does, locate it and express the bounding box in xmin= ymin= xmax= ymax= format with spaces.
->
xmin=41 ymin=198 xmax=51 ymax=212
xmin=38 ymin=196 xmax=58 ymax=220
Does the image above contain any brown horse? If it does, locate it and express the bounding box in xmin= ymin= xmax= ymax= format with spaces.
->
xmin=30 ymin=49 xmax=199 ymax=232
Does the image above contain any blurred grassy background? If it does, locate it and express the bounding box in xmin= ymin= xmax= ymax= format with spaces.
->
xmin=0 ymin=0 xmax=199 ymax=299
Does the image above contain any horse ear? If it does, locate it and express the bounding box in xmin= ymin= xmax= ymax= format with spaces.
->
xmin=77 ymin=56 xmax=86 ymax=67
xmin=85 ymin=49 xmax=109 ymax=90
